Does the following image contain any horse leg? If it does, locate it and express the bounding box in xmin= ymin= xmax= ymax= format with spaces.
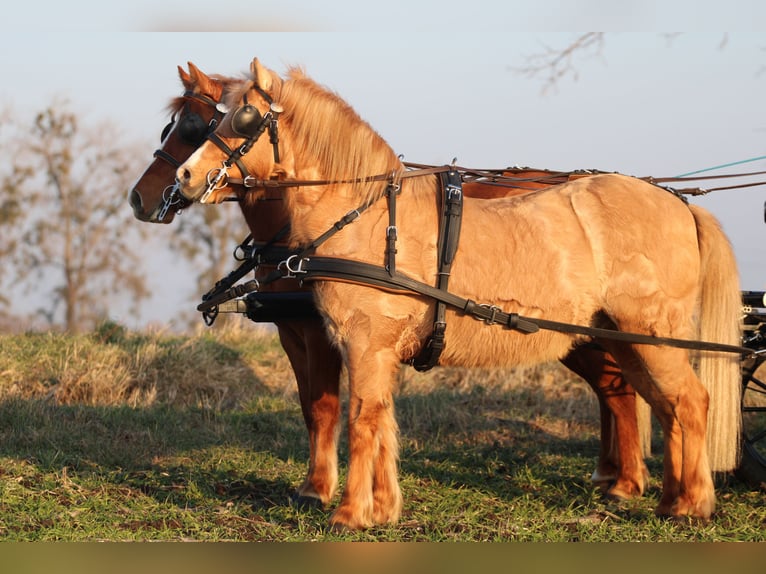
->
xmin=330 ymin=342 xmax=402 ymax=530
xmin=301 ymin=321 xmax=342 ymax=505
xmin=276 ymin=320 xmax=342 ymax=507
xmin=561 ymin=345 xmax=649 ymax=499
xmin=602 ymin=340 xmax=715 ymax=519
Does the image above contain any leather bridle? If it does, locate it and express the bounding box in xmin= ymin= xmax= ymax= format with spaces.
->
xmin=184 ymin=84 xmax=284 ymax=205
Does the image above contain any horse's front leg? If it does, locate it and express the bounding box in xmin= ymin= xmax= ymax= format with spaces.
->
xmin=330 ymin=344 xmax=402 ymax=531
xmin=301 ymin=320 xmax=342 ymax=505
xmin=276 ymin=320 xmax=342 ymax=507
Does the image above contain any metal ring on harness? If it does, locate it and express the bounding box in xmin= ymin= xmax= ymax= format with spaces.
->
xmin=158 ymin=183 xmax=185 ymax=220
xmin=198 ymin=163 xmax=231 ymax=204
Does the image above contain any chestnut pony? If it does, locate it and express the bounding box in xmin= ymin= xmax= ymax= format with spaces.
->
xmin=175 ymin=59 xmax=742 ymax=529
xmin=130 ymin=63 xmax=653 ymax=506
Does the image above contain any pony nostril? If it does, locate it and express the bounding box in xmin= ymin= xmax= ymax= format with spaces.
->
xmin=129 ymin=188 xmax=143 ymax=211
xmin=182 ymin=168 xmax=192 ymax=183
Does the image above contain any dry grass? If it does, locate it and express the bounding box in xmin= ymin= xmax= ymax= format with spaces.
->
xmin=0 ymin=320 xmax=596 ymax=424
xmin=0 ymin=320 xmax=290 ymax=410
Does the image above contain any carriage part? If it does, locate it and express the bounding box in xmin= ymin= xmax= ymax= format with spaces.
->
xmin=737 ymin=293 xmax=766 ymax=486
xmin=244 ymin=291 xmax=319 ymax=322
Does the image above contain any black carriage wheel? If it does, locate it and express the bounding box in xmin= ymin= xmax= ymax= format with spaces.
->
xmin=736 ymin=354 xmax=766 ymax=487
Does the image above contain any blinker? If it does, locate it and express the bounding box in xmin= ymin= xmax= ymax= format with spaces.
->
xmin=159 ymin=112 xmax=209 ymax=146
xmin=177 ymin=113 xmax=209 ymax=145
xmin=231 ymin=104 xmax=264 ymax=138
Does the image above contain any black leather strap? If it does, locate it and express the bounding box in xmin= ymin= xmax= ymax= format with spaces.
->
xmin=412 ymin=169 xmax=464 ymax=371
xmin=299 ymin=256 xmax=752 ymax=356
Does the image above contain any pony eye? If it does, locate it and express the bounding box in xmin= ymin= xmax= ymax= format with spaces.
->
xmin=231 ymin=104 xmax=263 ymax=138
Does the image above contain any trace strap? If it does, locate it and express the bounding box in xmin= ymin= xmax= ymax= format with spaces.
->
xmin=294 ymin=257 xmax=754 ymax=357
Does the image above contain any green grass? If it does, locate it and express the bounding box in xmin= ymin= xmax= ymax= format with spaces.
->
xmin=0 ymin=324 xmax=764 ymax=541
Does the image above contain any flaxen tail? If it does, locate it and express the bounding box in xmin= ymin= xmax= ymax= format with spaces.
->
xmin=691 ymin=204 xmax=742 ymax=471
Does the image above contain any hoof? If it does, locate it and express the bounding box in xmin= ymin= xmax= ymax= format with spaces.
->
xmin=655 ymin=511 xmax=711 ymax=526
xmin=654 ymin=498 xmax=713 ymax=523
xmin=290 ymin=492 xmax=324 ymax=510
xmin=604 ymin=481 xmax=643 ymax=501
xmin=329 ymin=506 xmax=372 ymax=531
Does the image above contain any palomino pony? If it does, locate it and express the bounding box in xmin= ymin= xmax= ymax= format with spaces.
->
xmin=130 ymin=64 xmax=652 ymax=504
xmin=176 ymin=58 xmax=742 ymax=529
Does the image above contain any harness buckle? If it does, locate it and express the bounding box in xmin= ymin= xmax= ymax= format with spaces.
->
xmin=242 ymin=175 xmax=260 ymax=188
xmin=477 ymin=304 xmax=501 ymax=325
xmin=280 ymin=255 xmax=309 ymax=278
xmin=446 ymin=183 xmax=462 ymax=202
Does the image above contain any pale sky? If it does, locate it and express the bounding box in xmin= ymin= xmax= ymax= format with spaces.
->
xmin=2 ymin=3 xmax=765 ymax=329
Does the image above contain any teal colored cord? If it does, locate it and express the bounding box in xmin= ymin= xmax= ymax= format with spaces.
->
xmin=675 ymin=154 xmax=766 ymax=178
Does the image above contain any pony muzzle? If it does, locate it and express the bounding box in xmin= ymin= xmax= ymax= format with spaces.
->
xmin=177 ymin=164 xmax=230 ymax=204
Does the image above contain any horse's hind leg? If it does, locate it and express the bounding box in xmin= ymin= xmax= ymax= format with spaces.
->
xmin=561 ymin=345 xmax=648 ymax=499
xmin=601 ymin=340 xmax=715 ymax=519
xmin=277 ymin=320 xmax=342 ymax=507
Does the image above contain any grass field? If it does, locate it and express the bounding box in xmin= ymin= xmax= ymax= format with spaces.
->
xmin=0 ymin=321 xmax=764 ymax=541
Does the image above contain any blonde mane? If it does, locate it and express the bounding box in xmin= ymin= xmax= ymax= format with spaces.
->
xmin=256 ymin=66 xmax=404 ymax=204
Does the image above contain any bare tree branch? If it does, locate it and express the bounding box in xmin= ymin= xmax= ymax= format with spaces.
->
xmin=511 ymin=32 xmax=605 ymax=94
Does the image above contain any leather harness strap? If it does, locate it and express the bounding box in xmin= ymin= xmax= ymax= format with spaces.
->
xmin=297 ymin=256 xmax=753 ymax=357
xmin=412 ymin=169 xmax=464 ymax=371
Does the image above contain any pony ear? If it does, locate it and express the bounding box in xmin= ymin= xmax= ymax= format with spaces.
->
xmin=178 ymin=65 xmax=192 ymax=88
xmin=187 ymin=61 xmax=205 ymax=83
xmin=187 ymin=62 xmax=220 ymax=97
xmin=250 ymin=58 xmax=272 ymax=93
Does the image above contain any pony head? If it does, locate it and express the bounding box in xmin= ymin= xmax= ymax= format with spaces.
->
xmin=177 ymin=58 xmax=402 ymax=209
xmin=129 ymin=62 xmax=238 ymax=223
xmin=175 ymin=59 xmax=287 ymax=205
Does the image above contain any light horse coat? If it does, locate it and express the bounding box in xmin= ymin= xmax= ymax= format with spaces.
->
xmin=177 ymin=59 xmax=742 ymax=529
xmin=132 ymin=64 xmax=654 ymax=503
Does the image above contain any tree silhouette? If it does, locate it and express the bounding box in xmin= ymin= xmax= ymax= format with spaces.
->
xmin=0 ymin=101 xmax=150 ymax=332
